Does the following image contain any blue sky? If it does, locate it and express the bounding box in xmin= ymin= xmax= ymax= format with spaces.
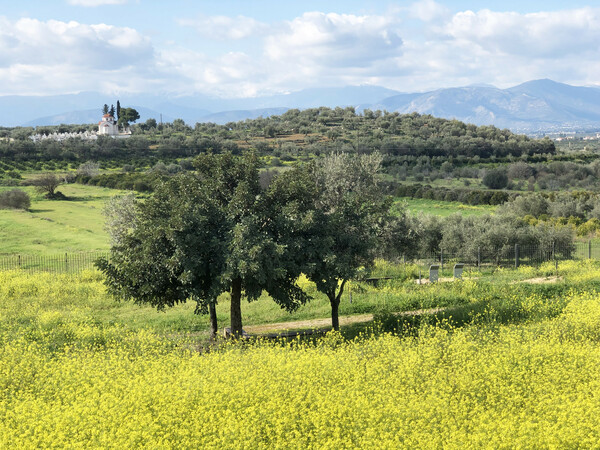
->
xmin=1 ymin=0 xmax=599 ymax=97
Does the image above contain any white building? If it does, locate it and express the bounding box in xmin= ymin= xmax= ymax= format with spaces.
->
xmin=98 ymin=114 xmax=118 ymax=136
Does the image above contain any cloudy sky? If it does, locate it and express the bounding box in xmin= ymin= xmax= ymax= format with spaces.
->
xmin=1 ymin=0 xmax=599 ymax=97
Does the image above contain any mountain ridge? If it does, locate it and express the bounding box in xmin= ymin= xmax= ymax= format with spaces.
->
xmin=3 ymin=80 xmax=600 ymax=133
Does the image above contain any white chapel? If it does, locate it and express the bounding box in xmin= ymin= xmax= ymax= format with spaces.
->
xmin=98 ymin=114 xmax=118 ymax=136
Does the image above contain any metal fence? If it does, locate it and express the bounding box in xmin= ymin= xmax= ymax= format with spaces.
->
xmin=410 ymin=241 xmax=592 ymax=270
xmin=0 ymin=252 xmax=109 ymax=274
xmin=0 ymin=241 xmax=598 ymax=274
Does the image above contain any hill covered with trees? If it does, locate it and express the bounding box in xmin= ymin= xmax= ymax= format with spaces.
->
xmin=0 ymin=108 xmax=554 ymax=164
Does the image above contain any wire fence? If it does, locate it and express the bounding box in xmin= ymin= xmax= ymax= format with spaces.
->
xmin=406 ymin=241 xmax=589 ymax=271
xmin=0 ymin=241 xmax=598 ymax=275
xmin=0 ymin=252 xmax=109 ymax=274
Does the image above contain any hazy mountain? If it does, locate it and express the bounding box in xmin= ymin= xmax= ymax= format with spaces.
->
xmin=199 ymin=108 xmax=289 ymax=125
xmin=4 ymin=80 xmax=600 ymax=132
xmin=23 ymin=107 xmax=174 ymax=127
xmin=0 ymin=86 xmax=400 ymax=127
xmin=375 ymin=79 xmax=600 ymax=132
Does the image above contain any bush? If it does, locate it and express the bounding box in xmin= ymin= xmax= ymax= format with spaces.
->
xmin=133 ymin=179 xmax=152 ymax=192
xmin=0 ymin=189 xmax=31 ymax=210
xmin=482 ymin=169 xmax=509 ymax=189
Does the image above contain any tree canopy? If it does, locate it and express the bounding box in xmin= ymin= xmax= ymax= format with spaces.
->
xmin=118 ymin=108 xmax=140 ymax=128
xmin=303 ymin=153 xmax=391 ymax=329
xmin=98 ymin=152 xmax=312 ymax=337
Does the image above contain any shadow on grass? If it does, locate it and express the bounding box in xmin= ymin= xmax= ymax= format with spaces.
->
xmin=339 ymin=303 xmax=484 ymax=340
xmin=340 ymin=294 xmax=569 ymax=341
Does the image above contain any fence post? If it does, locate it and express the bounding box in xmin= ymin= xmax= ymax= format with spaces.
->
xmin=589 ymin=240 xmax=592 ymax=260
xmin=477 ymin=247 xmax=481 ymax=268
xmin=440 ymin=249 xmax=444 ymax=272
xmin=552 ymin=240 xmax=555 ymax=262
xmin=65 ymin=252 xmax=68 ymax=272
xmin=515 ymin=244 xmax=519 ymax=269
xmin=18 ymin=254 xmax=21 ymax=268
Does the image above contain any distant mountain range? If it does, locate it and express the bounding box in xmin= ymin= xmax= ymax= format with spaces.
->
xmin=3 ymin=79 xmax=600 ymax=133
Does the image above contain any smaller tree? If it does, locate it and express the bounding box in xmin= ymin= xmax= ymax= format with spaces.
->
xmin=103 ymin=193 xmax=139 ymax=246
xmin=102 ymin=104 xmax=109 ymax=115
xmin=32 ymin=174 xmax=63 ymax=199
xmin=303 ymin=153 xmax=390 ymax=330
xmin=77 ymin=161 xmax=100 ymax=177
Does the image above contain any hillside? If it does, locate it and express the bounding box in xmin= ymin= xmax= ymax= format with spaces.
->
xmin=0 ymin=107 xmax=555 ymax=164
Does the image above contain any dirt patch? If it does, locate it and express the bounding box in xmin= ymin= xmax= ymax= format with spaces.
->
xmin=414 ymin=277 xmax=479 ymax=284
xmin=244 ymin=307 xmax=447 ymax=335
xmin=518 ymin=276 xmax=563 ymax=284
xmin=415 ymin=277 xmax=454 ymax=284
xmin=244 ymin=314 xmax=372 ymax=334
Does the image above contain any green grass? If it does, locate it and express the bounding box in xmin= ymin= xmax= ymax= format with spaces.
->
xmin=3 ymin=259 xmax=598 ymax=344
xmin=0 ymin=184 xmax=494 ymax=257
xmin=397 ymin=197 xmax=496 ymax=217
xmin=0 ymin=184 xmax=131 ymax=255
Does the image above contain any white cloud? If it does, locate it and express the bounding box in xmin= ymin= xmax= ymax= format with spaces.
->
xmin=157 ymin=45 xmax=267 ymax=97
xmin=265 ymin=12 xmax=403 ymax=69
xmin=162 ymin=11 xmax=407 ymax=97
xmin=407 ymin=0 xmax=450 ymax=23
xmin=446 ymin=7 xmax=600 ymax=58
xmin=0 ymin=18 xmax=152 ymax=70
xmin=178 ymin=15 xmax=268 ymax=40
xmin=0 ymin=17 xmax=155 ymax=94
xmin=67 ymin=0 xmax=129 ymax=6
xmin=154 ymin=7 xmax=600 ymax=97
xmin=3 ymin=6 xmax=600 ymax=98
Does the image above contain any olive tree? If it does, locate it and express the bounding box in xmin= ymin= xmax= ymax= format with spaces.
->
xmin=304 ymin=153 xmax=391 ymax=330
xmin=32 ymin=174 xmax=62 ymax=199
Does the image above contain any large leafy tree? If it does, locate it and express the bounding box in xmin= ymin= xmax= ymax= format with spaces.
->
xmin=118 ymin=107 xmax=140 ymax=128
xmin=97 ymin=152 xmax=311 ymax=337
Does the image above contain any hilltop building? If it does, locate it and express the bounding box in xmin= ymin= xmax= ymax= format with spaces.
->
xmin=98 ymin=114 xmax=118 ymax=136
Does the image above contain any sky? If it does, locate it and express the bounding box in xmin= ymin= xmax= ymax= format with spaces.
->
xmin=1 ymin=0 xmax=599 ymax=98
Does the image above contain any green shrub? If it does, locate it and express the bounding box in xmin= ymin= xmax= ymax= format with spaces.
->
xmin=0 ymin=189 xmax=31 ymax=210
xmin=483 ymin=169 xmax=509 ymax=189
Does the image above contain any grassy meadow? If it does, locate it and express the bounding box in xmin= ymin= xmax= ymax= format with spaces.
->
xmin=0 ymin=184 xmax=132 ymax=255
xmin=2 ymin=260 xmax=600 ymax=447
xmin=0 ymin=182 xmax=498 ymax=258
xmin=398 ymin=197 xmax=497 ymax=217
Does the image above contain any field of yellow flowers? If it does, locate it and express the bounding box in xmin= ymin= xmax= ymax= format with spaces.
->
xmin=2 ymin=262 xmax=600 ymax=447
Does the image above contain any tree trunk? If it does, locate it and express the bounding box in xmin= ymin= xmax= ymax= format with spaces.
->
xmin=230 ymin=277 xmax=243 ymax=337
xmin=208 ymin=301 xmax=218 ymax=339
xmin=329 ymin=279 xmax=347 ymax=332
xmin=330 ymin=295 xmax=340 ymax=331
